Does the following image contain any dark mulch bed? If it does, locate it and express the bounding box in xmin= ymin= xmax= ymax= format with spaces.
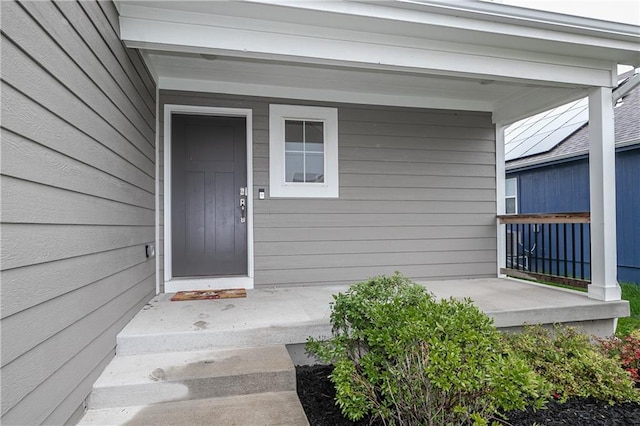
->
xmin=296 ymin=365 xmax=640 ymax=425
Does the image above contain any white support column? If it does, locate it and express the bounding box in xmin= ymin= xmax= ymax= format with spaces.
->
xmin=588 ymin=87 xmax=621 ymax=301
xmin=495 ymin=125 xmax=507 ymax=277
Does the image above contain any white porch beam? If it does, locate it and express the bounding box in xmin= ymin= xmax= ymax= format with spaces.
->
xmin=588 ymin=87 xmax=621 ymax=301
xmin=158 ymin=76 xmax=494 ymax=112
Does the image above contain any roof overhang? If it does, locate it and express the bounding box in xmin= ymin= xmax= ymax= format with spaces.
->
xmin=117 ymin=0 xmax=640 ymax=125
xmin=506 ymin=138 xmax=640 ymax=173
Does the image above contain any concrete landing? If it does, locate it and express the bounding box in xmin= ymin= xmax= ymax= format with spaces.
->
xmin=78 ymin=391 xmax=308 ymax=426
xmin=117 ymin=278 xmax=629 ymax=355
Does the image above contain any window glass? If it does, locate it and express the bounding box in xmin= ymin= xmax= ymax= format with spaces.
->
xmin=505 ymin=178 xmax=516 ymax=197
xmin=285 ymin=121 xmax=303 ymax=142
xmin=285 ymin=152 xmax=304 ymax=182
xmin=505 ymin=177 xmax=517 ymax=214
xmin=305 ymin=153 xmax=324 ymax=182
xmin=284 ymin=120 xmax=325 ymax=183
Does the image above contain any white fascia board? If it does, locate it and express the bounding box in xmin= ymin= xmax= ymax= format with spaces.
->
xmin=246 ymin=0 xmax=640 ymax=42
xmin=388 ymin=1 xmax=640 ymax=39
xmin=119 ymin=6 xmax=615 ymax=73
xmin=158 ymin=76 xmax=494 ymax=112
xmin=120 ymin=15 xmax=615 ymax=88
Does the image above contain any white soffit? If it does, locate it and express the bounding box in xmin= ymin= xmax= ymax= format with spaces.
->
xmin=117 ymin=0 xmax=639 ymax=120
xmin=148 ymin=52 xmax=545 ymax=112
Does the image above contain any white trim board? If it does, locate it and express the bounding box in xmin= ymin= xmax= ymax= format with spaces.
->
xmin=158 ymin=77 xmax=494 ymax=112
xmin=268 ymin=104 xmax=339 ymax=198
xmin=163 ymin=105 xmax=254 ymax=292
xmin=155 ymin=85 xmax=161 ymax=295
xmin=495 ymin=124 xmax=507 ymax=278
xmin=166 ymin=276 xmax=254 ymax=293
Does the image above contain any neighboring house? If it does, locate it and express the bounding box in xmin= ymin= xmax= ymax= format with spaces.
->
xmin=505 ymin=72 xmax=640 ymax=284
xmin=1 ymin=1 xmax=638 ymax=424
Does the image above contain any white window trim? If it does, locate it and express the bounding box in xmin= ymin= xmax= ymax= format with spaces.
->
xmin=505 ymin=177 xmax=518 ymax=215
xmin=269 ymin=104 xmax=339 ymax=198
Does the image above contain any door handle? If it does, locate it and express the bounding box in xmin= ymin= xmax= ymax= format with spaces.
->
xmin=240 ymin=198 xmax=246 ymax=223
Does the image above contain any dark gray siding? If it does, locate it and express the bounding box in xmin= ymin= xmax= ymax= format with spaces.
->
xmin=160 ymin=91 xmax=496 ymax=289
xmin=1 ymin=1 xmax=156 ymax=424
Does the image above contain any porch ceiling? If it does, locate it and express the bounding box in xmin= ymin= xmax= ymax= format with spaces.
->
xmin=117 ymin=0 xmax=640 ymax=125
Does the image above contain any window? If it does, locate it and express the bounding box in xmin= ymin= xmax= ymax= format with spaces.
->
xmin=269 ymin=105 xmax=338 ymax=197
xmin=505 ymin=177 xmax=518 ymax=214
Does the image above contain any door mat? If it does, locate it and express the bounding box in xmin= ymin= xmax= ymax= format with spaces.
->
xmin=170 ymin=288 xmax=247 ymax=301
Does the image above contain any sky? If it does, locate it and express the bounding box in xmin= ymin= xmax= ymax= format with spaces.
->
xmin=488 ymin=0 xmax=640 ymax=26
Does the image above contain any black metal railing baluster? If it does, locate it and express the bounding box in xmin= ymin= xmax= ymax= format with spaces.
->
xmin=556 ymin=223 xmax=560 ymax=276
xmin=580 ymin=223 xmax=585 ymax=280
xmin=505 ymin=224 xmax=509 ymax=269
xmin=542 ymin=223 xmax=548 ymax=273
xmin=563 ymin=223 xmax=568 ymax=277
xmin=572 ymin=223 xmax=576 ymax=279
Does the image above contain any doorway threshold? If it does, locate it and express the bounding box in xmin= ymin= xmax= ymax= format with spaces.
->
xmin=165 ymin=276 xmax=253 ymax=293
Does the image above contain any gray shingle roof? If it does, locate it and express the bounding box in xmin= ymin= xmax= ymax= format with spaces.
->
xmin=506 ymin=70 xmax=640 ymax=170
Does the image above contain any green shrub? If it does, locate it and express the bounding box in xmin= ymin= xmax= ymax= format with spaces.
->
xmin=307 ymin=273 xmax=548 ymax=424
xmin=617 ymin=283 xmax=640 ymax=337
xmin=599 ymin=329 xmax=640 ymax=386
xmin=504 ymin=325 xmax=639 ymax=404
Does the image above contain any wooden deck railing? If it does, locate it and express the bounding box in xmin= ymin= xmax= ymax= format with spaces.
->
xmin=497 ymin=213 xmax=591 ymax=289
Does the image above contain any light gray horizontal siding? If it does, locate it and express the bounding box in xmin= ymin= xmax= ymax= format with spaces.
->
xmin=1 ymin=87 xmax=155 ymax=193
xmin=159 ymin=91 xmax=496 ymax=289
xmin=257 ymin=263 xmax=497 ymax=287
xmin=256 ymin=225 xmax=496 ymax=242
xmin=255 ymin=238 xmax=496 ymax=256
xmin=2 ymin=224 xmax=153 ymax=270
xmin=0 ymin=1 xmax=156 ymax=424
xmin=2 ymin=36 xmax=154 ymax=177
xmin=2 ymin=129 xmax=154 ymax=207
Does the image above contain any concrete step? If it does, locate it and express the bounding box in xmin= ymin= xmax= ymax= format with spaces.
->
xmin=116 ymin=320 xmax=330 ymax=355
xmin=79 ymin=391 xmax=309 ymax=426
xmin=88 ymin=345 xmax=296 ymax=409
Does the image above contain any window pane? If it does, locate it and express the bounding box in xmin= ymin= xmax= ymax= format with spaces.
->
xmin=285 ymin=152 xmax=304 ymax=182
xmin=505 ymin=178 xmax=516 ymax=197
xmin=305 ymin=121 xmax=324 ymax=143
xmin=306 ymin=142 xmax=324 ymax=153
xmin=506 ymin=198 xmax=516 ymax=214
xmin=285 ymin=120 xmax=303 ymax=142
xmin=285 ymin=142 xmax=304 ymax=151
xmin=305 ymin=153 xmax=324 ymax=183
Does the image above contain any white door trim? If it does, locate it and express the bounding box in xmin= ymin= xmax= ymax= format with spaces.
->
xmin=163 ymin=104 xmax=254 ymax=292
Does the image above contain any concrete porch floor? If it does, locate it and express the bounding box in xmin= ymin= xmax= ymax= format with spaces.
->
xmin=117 ymin=277 xmax=629 ymax=356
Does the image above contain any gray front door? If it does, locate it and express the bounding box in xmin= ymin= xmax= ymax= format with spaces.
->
xmin=171 ymin=114 xmax=247 ymax=277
